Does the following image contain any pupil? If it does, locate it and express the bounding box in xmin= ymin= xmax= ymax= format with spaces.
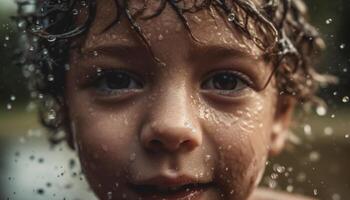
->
xmin=106 ymin=73 xmax=131 ymax=89
xmin=213 ymin=73 xmax=237 ymax=90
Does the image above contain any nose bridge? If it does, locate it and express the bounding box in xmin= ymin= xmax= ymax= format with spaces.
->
xmin=140 ymin=81 xmax=202 ymax=152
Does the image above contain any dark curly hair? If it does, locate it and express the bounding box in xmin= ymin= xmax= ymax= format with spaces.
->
xmin=14 ymin=0 xmax=334 ymax=143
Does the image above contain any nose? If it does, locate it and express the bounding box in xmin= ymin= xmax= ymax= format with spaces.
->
xmin=140 ymin=87 xmax=202 ymax=153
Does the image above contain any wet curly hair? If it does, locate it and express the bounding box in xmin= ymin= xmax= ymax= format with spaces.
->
xmin=14 ymin=0 xmax=333 ymax=143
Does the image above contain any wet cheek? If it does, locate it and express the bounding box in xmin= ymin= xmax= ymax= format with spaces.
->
xmin=69 ymin=100 xmax=141 ymax=175
xmin=199 ymin=93 xmax=275 ymax=197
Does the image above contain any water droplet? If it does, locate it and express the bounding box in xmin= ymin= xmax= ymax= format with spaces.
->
xmin=324 ymin=126 xmax=333 ymax=136
xmin=313 ymin=188 xmax=318 ymax=196
xmin=93 ymin=50 xmax=98 ymax=56
xmin=325 ymin=18 xmax=333 ymax=24
xmin=345 ymin=134 xmax=349 ymax=139
xmin=228 ymin=13 xmax=235 ymax=22
xmin=339 ymin=43 xmax=346 ymax=49
xmin=17 ymin=21 xmax=26 ymax=29
xmin=158 ymin=34 xmax=164 ymax=41
xmin=332 ymin=193 xmax=341 ymax=200
xmin=303 ymin=124 xmax=312 ymax=135
xmin=205 ymin=154 xmax=212 ymax=162
xmin=6 ymin=103 xmax=12 ymax=110
xmin=286 ymin=185 xmax=294 ymax=192
xmin=10 ymin=95 xmax=16 ymax=101
xmin=72 ymin=9 xmax=79 ymax=15
xmin=309 ymin=151 xmax=320 ymax=162
xmin=4 ymin=35 xmax=9 ymax=41
xmin=43 ymin=49 xmax=49 ymax=55
xmin=48 ymin=74 xmax=54 ymax=82
xmin=316 ymin=105 xmax=327 ymax=116
xmin=342 ymin=96 xmax=349 ymax=103
xmin=47 ymin=109 xmax=56 ymax=120
xmin=129 ymin=152 xmax=136 ymax=161
xmin=107 ymin=191 xmax=113 ymax=200
xmin=47 ymin=35 xmax=56 ymax=42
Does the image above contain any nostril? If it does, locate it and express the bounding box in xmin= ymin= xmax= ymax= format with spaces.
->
xmin=149 ymin=139 xmax=163 ymax=150
xmin=181 ymin=140 xmax=196 ymax=150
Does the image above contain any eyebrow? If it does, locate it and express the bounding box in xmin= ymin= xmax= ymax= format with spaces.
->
xmin=188 ymin=44 xmax=260 ymax=63
xmin=81 ymin=42 xmax=147 ymax=56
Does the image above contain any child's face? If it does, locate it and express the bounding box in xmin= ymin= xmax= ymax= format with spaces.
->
xmin=66 ymin=0 xmax=291 ymax=199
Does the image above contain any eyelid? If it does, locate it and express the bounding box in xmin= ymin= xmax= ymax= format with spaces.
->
xmin=84 ymin=68 xmax=144 ymax=88
xmin=202 ymin=70 xmax=254 ymax=88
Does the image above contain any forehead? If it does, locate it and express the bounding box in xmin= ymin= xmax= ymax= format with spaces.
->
xmin=80 ymin=0 xmax=264 ymax=57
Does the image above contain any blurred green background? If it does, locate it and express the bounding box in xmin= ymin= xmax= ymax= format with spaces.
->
xmin=0 ymin=0 xmax=349 ymax=200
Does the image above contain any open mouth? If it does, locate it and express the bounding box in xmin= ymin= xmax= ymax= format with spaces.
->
xmin=131 ymin=182 xmax=213 ymax=200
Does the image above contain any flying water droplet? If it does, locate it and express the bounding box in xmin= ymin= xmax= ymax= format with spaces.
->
xmin=72 ymin=9 xmax=79 ymax=15
xmin=48 ymin=74 xmax=54 ymax=82
xmin=316 ymin=105 xmax=327 ymax=116
xmin=342 ymin=96 xmax=349 ymax=103
xmin=339 ymin=43 xmax=346 ymax=49
xmin=10 ymin=95 xmax=16 ymax=101
xmin=6 ymin=103 xmax=12 ymax=110
xmin=47 ymin=109 xmax=56 ymax=120
xmin=325 ymin=18 xmax=333 ymax=24
xmin=303 ymin=124 xmax=312 ymax=135
xmin=47 ymin=35 xmax=56 ymax=42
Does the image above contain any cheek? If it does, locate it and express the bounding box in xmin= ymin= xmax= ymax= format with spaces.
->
xmin=199 ymin=90 xmax=276 ymax=198
xmin=68 ymin=97 xmax=143 ymax=180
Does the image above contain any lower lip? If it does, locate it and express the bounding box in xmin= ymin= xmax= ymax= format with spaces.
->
xmin=132 ymin=185 xmax=209 ymax=200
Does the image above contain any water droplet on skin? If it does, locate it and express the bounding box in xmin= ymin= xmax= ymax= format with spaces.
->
xmin=93 ymin=50 xmax=98 ymax=56
xmin=228 ymin=13 xmax=235 ymax=22
xmin=129 ymin=152 xmax=136 ymax=161
xmin=342 ymin=96 xmax=349 ymax=103
xmin=205 ymin=154 xmax=211 ymax=162
xmin=158 ymin=34 xmax=164 ymax=41
xmin=102 ymin=145 xmax=109 ymax=152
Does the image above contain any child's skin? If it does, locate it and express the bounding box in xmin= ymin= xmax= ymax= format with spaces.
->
xmin=65 ymin=0 xmax=311 ymax=199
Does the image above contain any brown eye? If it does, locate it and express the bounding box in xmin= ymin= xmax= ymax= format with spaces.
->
xmin=201 ymin=71 xmax=248 ymax=92
xmin=95 ymin=70 xmax=143 ymax=92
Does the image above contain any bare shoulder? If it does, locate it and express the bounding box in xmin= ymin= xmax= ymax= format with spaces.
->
xmin=249 ymin=188 xmax=317 ymax=200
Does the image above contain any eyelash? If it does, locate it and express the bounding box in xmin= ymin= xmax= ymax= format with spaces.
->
xmin=88 ymin=69 xmax=252 ymax=97
xmin=90 ymin=69 xmax=144 ymax=95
